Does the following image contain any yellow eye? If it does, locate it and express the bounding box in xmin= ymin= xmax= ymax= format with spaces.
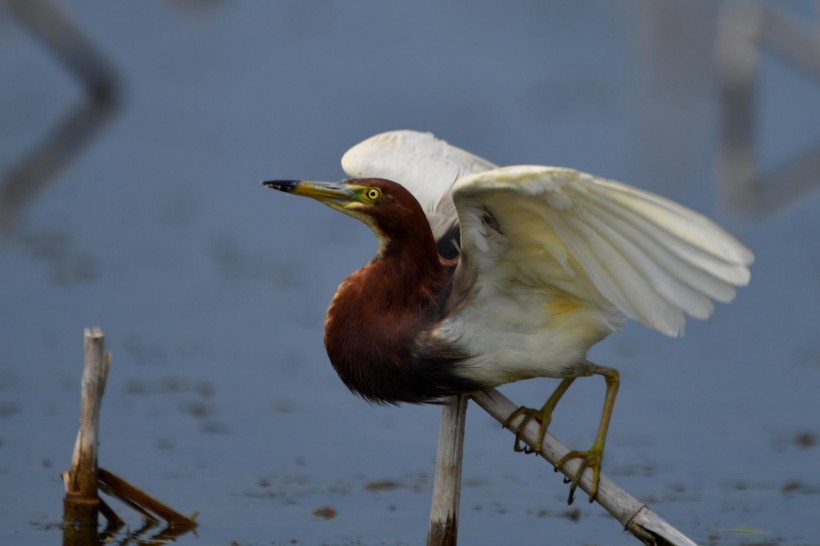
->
xmin=364 ymin=187 xmax=382 ymax=202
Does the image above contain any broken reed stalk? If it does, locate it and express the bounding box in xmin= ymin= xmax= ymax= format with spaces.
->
xmin=61 ymin=327 xmax=196 ymax=544
xmin=427 ymin=394 xmax=469 ymax=546
xmin=470 ymin=389 xmax=699 ymax=546
xmin=62 ymin=327 xmax=111 ymax=542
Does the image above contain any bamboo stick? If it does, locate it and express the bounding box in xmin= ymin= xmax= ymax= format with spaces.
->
xmin=470 ymin=389 xmax=699 ymax=546
xmin=427 ymin=394 xmax=468 ymax=546
xmin=62 ymin=327 xmax=111 ymax=543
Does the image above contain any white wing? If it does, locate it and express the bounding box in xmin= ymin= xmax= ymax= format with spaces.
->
xmin=341 ymin=130 xmax=496 ymax=239
xmin=452 ymin=165 xmax=754 ymax=337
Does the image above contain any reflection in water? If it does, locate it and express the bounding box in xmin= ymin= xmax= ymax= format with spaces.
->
xmin=94 ymin=517 xmax=196 ymax=546
xmin=0 ymin=0 xmax=120 ymax=241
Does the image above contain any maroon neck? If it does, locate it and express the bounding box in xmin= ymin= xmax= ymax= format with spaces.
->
xmin=323 ymin=217 xmax=451 ymax=403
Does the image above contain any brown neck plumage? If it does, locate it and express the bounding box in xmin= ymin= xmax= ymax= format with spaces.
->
xmin=323 ymin=212 xmax=454 ymax=403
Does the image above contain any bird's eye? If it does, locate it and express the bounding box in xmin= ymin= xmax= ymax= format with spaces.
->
xmin=364 ymin=187 xmax=383 ymax=202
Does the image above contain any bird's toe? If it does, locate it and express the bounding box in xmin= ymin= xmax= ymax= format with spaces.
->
xmin=555 ymin=449 xmax=602 ymax=505
xmin=505 ymin=405 xmax=552 ymax=455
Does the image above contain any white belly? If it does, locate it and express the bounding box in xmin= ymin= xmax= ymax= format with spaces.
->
xmin=434 ymin=289 xmax=618 ymax=386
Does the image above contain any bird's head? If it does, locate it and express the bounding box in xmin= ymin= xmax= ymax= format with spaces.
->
xmin=263 ymin=178 xmax=434 ymax=259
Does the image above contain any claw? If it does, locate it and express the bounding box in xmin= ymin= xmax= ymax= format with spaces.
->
xmin=504 ymin=377 xmax=576 ymax=456
xmin=555 ymin=448 xmax=603 ymax=504
xmin=504 ymin=406 xmax=548 ymax=454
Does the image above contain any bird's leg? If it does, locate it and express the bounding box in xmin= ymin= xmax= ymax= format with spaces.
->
xmin=505 ymin=377 xmax=575 ymax=455
xmin=555 ymin=364 xmax=619 ymax=505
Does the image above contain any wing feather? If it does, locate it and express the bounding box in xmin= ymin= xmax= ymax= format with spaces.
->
xmin=584 ymin=181 xmax=753 ymax=281
xmin=581 ymin=198 xmax=735 ymax=306
xmin=599 ymin=180 xmax=754 ymax=265
xmin=580 ymin=213 xmax=692 ymax=331
xmin=452 ymin=166 xmax=754 ymax=337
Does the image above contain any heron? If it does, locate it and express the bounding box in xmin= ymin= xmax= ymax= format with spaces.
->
xmin=264 ymin=130 xmax=753 ymax=503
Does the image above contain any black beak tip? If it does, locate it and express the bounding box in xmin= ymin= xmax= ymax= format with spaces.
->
xmin=262 ymin=179 xmax=300 ymax=192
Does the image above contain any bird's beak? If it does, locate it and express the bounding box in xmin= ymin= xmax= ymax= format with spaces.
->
xmin=262 ymin=179 xmax=358 ymax=206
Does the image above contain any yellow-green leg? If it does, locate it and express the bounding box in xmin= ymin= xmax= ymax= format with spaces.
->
xmin=555 ymin=364 xmax=619 ymax=504
xmin=505 ymin=377 xmax=575 ymax=455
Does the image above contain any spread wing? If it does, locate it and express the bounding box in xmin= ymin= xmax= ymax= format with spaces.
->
xmin=451 ymin=165 xmax=754 ymax=337
xmin=341 ymin=130 xmax=496 ymax=240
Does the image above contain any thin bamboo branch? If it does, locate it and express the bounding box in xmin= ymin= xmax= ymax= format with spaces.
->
xmin=98 ymin=498 xmax=125 ymax=531
xmin=470 ymin=389 xmax=698 ymax=546
xmin=427 ymin=394 xmax=468 ymax=546
xmin=97 ymin=468 xmax=198 ymax=528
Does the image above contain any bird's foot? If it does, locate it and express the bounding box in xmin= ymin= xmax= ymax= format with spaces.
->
xmin=504 ymin=406 xmax=552 ymax=455
xmin=554 ymin=446 xmax=602 ymax=505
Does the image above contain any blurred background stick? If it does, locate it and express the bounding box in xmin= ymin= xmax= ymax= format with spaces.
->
xmin=0 ymin=0 xmax=119 ymax=242
xmin=4 ymin=0 xmax=118 ymax=101
xmin=470 ymin=389 xmax=698 ymax=546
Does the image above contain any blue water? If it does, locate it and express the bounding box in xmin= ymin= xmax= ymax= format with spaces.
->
xmin=2 ymin=1 xmax=819 ymax=544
